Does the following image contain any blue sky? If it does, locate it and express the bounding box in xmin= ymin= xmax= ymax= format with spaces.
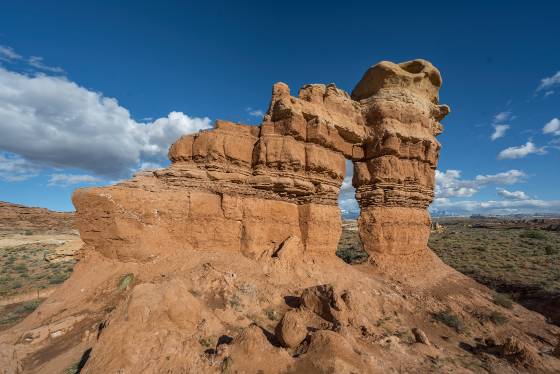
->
xmin=0 ymin=1 xmax=558 ymax=215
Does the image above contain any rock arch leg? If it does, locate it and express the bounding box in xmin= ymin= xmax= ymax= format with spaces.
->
xmin=350 ymin=60 xmax=450 ymax=266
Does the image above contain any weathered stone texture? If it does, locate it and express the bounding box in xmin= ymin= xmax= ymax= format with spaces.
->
xmin=73 ymin=59 xmax=449 ymax=264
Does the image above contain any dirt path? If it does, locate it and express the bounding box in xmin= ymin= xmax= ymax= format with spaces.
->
xmin=0 ymin=233 xmax=80 ymax=249
xmin=0 ymin=287 xmax=58 ymax=307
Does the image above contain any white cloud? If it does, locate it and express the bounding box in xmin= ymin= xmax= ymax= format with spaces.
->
xmin=0 ymin=67 xmax=211 ymax=178
xmin=474 ymin=169 xmax=527 ymax=184
xmin=491 ymin=124 xmax=510 ymax=140
xmin=47 ymin=173 xmax=104 ymax=187
xmin=435 ymin=169 xmax=526 ymax=198
xmin=137 ymin=162 xmax=163 ymax=171
xmin=543 ymin=118 xmax=560 ymax=136
xmin=493 ymin=111 xmax=513 ymax=123
xmin=496 ymin=188 xmax=529 ymax=200
xmin=28 ymin=56 xmax=64 ymax=74
xmin=338 ymin=161 xmax=360 ymax=217
xmin=435 ymin=170 xmax=477 ymax=197
xmin=497 ymin=141 xmax=546 ymax=160
xmin=0 ymin=152 xmax=40 ymax=181
xmin=544 ymin=91 xmax=555 ymax=98
xmin=431 ymin=197 xmax=560 ymax=215
xmin=246 ymin=107 xmax=264 ymax=118
xmin=0 ymin=45 xmax=21 ymax=61
xmin=537 ymin=71 xmax=560 ymax=92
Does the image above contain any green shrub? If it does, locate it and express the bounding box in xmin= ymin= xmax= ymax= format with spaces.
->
xmin=117 ymin=273 xmax=134 ymax=291
xmin=336 ymin=247 xmax=368 ymax=264
xmin=15 ymin=299 xmax=42 ymax=314
xmin=265 ymin=308 xmax=279 ymax=321
xmin=62 ymin=362 xmax=80 ymax=374
xmin=433 ymin=310 xmax=464 ymax=332
xmin=519 ymin=230 xmax=547 ymax=240
xmin=12 ymin=281 xmax=22 ymax=289
xmin=492 ymin=293 xmax=513 ymax=309
xmin=221 ymin=357 xmax=233 ymax=373
xmin=14 ymin=264 xmax=28 ymax=273
xmin=48 ymin=274 xmax=67 ymax=284
xmin=545 ymin=246 xmax=558 ymax=255
xmin=24 ymin=230 xmax=33 ymax=236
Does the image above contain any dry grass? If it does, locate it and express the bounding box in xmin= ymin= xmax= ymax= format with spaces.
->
xmin=0 ymin=242 xmax=75 ymax=298
xmin=429 ymin=221 xmax=560 ymax=324
xmin=428 ymin=224 xmax=560 ymax=295
xmin=0 ymin=298 xmax=43 ymax=330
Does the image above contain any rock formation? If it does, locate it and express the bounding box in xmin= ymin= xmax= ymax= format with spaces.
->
xmin=3 ymin=60 xmax=559 ymax=374
xmin=73 ymin=59 xmax=449 ymax=267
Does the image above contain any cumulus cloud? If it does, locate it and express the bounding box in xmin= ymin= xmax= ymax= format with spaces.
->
xmin=47 ymin=173 xmax=104 ymax=187
xmin=28 ymin=56 xmax=64 ymax=74
xmin=0 ymin=152 xmax=40 ymax=181
xmin=338 ymin=161 xmax=360 ymax=217
xmin=435 ymin=169 xmax=526 ymax=198
xmin=491 ymin=124 xmax=510 ymax=140
xmin=435 ymin=170 xmax=477 ymax=198
xmin=497 ymin=141 xmax=546 ymax=160
xmin=0 ymin=67 xmax=211 ymax=179
xmin=537 ymin=71 xmax=560 ymax=92
xmin=431 ymin=197 xmax=560 ymax=215
xmin=543 ymin=118 xmax=560 ymax=136
xmin=496 ymin=188 xmax=529 ymax=200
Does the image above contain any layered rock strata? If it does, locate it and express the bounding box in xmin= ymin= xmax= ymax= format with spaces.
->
xmin=352 ymin=60 xmax=450 ymax=262
xmin=73 ymin=59 xmax=449 ymax=264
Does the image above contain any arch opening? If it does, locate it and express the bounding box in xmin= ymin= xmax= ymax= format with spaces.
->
xmin=336 ymin=159 xmax=367 ymax=264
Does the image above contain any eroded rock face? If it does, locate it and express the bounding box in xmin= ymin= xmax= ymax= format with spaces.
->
xmin=72 ymin=59 xmax=449 ymax=265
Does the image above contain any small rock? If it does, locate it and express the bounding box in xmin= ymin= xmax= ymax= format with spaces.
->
xmin=412 ymin=327 xmax=430 ymax=346
xmin=275 ymin=309 xmax=308 ymax=348
xmin=300 ymin=284 xmax=349 ymax=326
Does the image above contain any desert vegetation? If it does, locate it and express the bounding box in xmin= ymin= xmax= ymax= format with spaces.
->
xmin=335 ymin=218 xmax=560 ymax=325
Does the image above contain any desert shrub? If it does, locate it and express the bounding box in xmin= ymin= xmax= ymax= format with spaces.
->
xmin=229 ymin=294 xmax=242 ymax=309
xmin=48 ymin=274 xmax=67 ymax=284
xmin=221 ymin=357 xmax=233 ymax=373
xmin=24 ymin=230 xmax=33 ymax=236
xmin=14 ymin=264 xmax=28 ymax=273
xmin=433 ymin=310 xmax=464 ymax=332
xmin=489 ymin=311 xmax=508 ymax=325
xmin=117 ymin=273 xmax=134 ymax=291
xmin=0 ymin=275 xmax=10 ymax=284
xmin=492 ymin=293 xmax=513 ymax=309
xmin=264 ymin=308 xmax=279 ymax=321
xmin=545 ymin=245 xmax=558 ymax=255
xmin=62 ymin=362 xmax=80 ymax=374
xmin=198 ymin=336 xmax=214 ymax=348
xmin=15 ymin=299 xmax=42 ymax=314
xmin=336 ymin=247 xmax=368 ymax=264
xmin=519 ymin=230 xmax=547 ymax=240
xmin=12 ymin=281 xmax=22 ymax=289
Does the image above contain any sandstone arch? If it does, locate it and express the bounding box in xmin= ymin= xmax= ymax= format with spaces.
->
xmin=73 ymin=59 xmax=449 ymax=267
